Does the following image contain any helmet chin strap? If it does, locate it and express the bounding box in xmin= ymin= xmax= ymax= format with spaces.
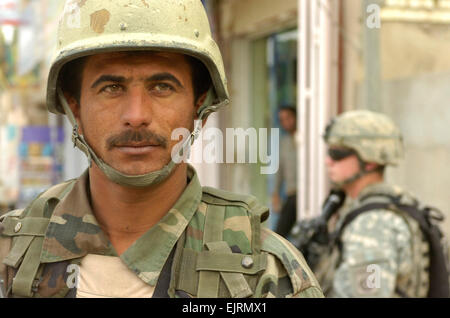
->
xmin=331 ymin=157 xmax=369 ymax=189
xmin=57 ymin=87 xmax=220 ymax=188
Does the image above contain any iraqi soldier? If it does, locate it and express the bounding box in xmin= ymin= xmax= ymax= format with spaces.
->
xmin=295 ymin=110 xmax=447 ymax=298
xmin=0 ymin=0 xmax=323 ymax=298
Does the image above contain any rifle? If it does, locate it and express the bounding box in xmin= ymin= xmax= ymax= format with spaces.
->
xmin=289 ymin=190 xmax=346 ymax=270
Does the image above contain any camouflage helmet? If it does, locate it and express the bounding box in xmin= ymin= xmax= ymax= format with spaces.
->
xmin=45 ymin=0 xmax=229 ymax=188
xmin=324 ymin=110 xmax=404 ymax=166
xmin=47 ymin=0 xmax=229 ymax=118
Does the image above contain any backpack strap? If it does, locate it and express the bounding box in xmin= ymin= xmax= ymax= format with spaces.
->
xmin=331 ymin=201 xmax=411 ymax=298
xmin=399 ymin=204 xmax=449 ymax=298
xmin=332 ymin=202 xmax=396 ymax=251
xmin=332 ymin=191 xmax=411 ymax=250
xmin=333 ymin=197 xmax=450 ymax=298
xmin=1 ymin=180 xmax=76 ymax=297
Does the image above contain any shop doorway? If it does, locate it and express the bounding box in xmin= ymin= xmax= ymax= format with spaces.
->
xmin=250 ymin=28 xmax=298 ymax=229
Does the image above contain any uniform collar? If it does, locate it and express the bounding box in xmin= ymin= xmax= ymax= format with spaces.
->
xmin=357 ymin=182 xmax=416 ymax=206
xmin=341 ymin=182 xmax=400 ymax=209
xmin=357 ymin=182 xmax=402 ymax=202
xmin=41 ymin=165 xmax=202 ymax=286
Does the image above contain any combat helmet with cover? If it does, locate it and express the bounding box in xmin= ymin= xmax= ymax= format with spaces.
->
xmin=323 ymin=110 xmax=404 ymax=186
xmin=47 ymin=0 xmax=230 ymax=188
xmin=324 ymin=110 xmax=404 ymax=166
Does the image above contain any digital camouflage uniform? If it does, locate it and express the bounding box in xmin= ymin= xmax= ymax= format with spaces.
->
xmin=314 ymin=110 xmax=431 ymax=298
xmin=315 ymin=183 xmax=430 ymax=298
xmin=0 ymin=165 xmax=323 ymax=298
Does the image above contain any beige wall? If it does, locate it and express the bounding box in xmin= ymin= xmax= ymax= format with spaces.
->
xmin=382 ymin=72 xmax=450 ymax=236
xmin=382 ymin=23 xmax=450 ymax=80
xmin=340 ymin=0 xmax=365 ymax=110
xmin=382 ymin=23 xmax=450 ymax=236
xmin=341 ymin=1 xmax=450 ymax=106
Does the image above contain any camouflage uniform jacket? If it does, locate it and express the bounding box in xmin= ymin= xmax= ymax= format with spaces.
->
xmin=0 ymin=165 xmax=323 ymax=298
xmin=315 ymin=182 xmax=429 ymax=298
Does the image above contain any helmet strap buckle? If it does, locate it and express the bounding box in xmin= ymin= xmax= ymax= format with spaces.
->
xmin=71 ymin=125 xmax=93 ymax=168
xmin=71 ymin=125 xmax=80 ymax=148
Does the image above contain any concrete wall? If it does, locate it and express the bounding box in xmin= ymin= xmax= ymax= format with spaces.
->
xmin=381 ymin=23 xmax=450 ymax=80
xmin=382 ymin=72 xmax=450 ymax=235
xmin=220 ymin=0 xmax=297 ymax=39
xmin=382 ymin=22 xmax=450 ymax=236
xmin=341 ymin=0 xmax=365 ymax=110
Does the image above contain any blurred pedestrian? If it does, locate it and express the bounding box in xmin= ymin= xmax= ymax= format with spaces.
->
xmin=272 ymin=106 xmax=298 ymax=238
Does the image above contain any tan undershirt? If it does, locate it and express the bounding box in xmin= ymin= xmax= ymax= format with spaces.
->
xmin=76 ymin=254 xmax=155 ymax=298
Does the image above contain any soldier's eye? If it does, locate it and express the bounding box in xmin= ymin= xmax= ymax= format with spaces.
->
xmin=152 ymin=83 xmax=174 ymax=92
xmin=101 ymin=84 xmax=124 ymax=94
xmin=149 ymin=83 xmax=176 ymax=97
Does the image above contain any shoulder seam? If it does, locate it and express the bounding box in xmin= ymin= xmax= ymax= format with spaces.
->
xmin=202 ymin=186 xmax=257 ymax=205
xmin=201 ymin=191 xmax=269 ymax=222
xmin=261 ymin=228 xmax=321 ymax=293
xmin=2 ymin=180 xmax=76 ymax=222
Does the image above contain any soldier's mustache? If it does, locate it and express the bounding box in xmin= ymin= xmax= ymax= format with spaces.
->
xmin=106 ymin=129 xmax=168 ymax=150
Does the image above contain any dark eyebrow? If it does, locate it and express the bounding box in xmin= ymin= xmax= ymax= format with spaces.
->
xmin=91 ymin=75 xmax=127 ymax=89
xmin=147 ymin=73 xmax=184 ymax=89
xmin=91 ymin=73 xmax=184 ymax=89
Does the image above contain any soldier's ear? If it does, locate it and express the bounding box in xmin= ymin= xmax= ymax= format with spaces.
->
xmin=194 ymin=92 xmax=208 ymax=114
xmin=64 ymin=92 xmax=80 ymax=119
xmin=63 ymin=92 xmax=84 ymax=135
xmin=194 ymin=92 xmax=209 ymax=127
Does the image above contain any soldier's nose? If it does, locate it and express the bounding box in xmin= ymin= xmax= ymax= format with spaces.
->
xmin=122 ymin=89 xmax=151 ymax=128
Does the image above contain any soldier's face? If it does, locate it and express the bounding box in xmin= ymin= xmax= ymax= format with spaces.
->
xmin=325 ymin=147 xmax=361 ymax=184
xmin=68 ymin=51 xmax=200 ymax=176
